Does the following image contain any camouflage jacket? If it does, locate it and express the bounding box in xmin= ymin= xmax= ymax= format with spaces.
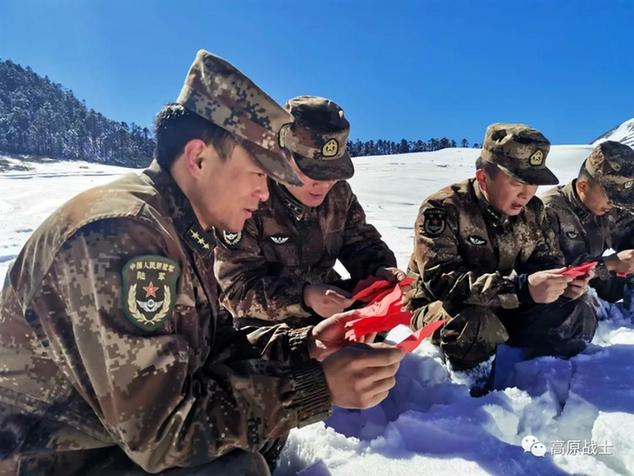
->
xmin=407 ymin=178 xmax=564 ymax=315
xmin=0 ymin=161 xmax=331 ymax=475
xmin=542 ymin=180 xmax=634 ymax=280
xmin=214 ymin=179 xmax=396 ymax=323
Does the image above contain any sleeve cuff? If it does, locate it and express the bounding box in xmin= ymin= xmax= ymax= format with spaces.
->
xmin=594 ymin=259 xmax=611 ymax=281
xmin=515 ymin=274 xmax=535 ymax=306
xmin=287 ymin=359 xmax=332 ymax=427
xmin=286 ymin=326 xmax=314 ymax=363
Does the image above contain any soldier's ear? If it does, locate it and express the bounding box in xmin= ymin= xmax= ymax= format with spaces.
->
xmin=577 ymin=179 xmax=589 ymax=195
xmin=475 ymin=168 xmax=489 ymax=192
xmin=182 ymin=139 xmax=208 ymax=176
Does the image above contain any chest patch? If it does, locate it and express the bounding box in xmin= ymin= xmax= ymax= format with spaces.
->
xmin=422 ymin=208 xmax=447 ymax=236
xmin=122 ymin=255 xmax=181 ymax=331
xmin=270 ymin=234 xmax=289 ymax=245
xmin=220 ymin=230 xmax=242 ymax=247
xmin=565 ymin=230 xmax=580 ymax=240
xmin=467 ymin=235 xmax=487 ymax=246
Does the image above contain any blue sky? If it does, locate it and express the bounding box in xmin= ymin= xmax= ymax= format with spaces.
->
xmin=1 ymin=0 xmax=632 ymax=145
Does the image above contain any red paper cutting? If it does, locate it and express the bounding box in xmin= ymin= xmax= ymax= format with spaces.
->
xmin=560 ymin=261 xmax=597 ymax=278
xmin=396 ymin=320 xmax=446 ymax=352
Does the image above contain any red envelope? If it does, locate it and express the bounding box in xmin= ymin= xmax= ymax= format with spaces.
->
xmin=345 ymin=285 xmax=411 ymax=341
xmin=352 ymin=278 xmax=393 ymax=303
xmin=352 ymin=276 xmax=415 ymax=303
xmin=560 ymin=261 xmax=597 ymax=277
xmin=396 ymin=320 xmax=446 ymax=352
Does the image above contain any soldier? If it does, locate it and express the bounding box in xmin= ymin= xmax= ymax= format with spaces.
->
xmin=542 ymin=141 xmax=634 ymax=303
xmin=214 ymin=96 xmax=401 ymax=328
xmin=0 ymin=51 xmax=404 ymax=475
xmin=406 ymin=124 xmax=597 ymax=392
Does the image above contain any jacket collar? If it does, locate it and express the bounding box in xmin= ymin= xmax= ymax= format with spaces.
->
xmin=272 ymin=180 xmax=308 ymax=221
xmin=472 ymin=179 xmax=511 ymax=230
xmin=561 ymin=180 xmax=594 ymax=224
xmin=142 ymin=160 xmax=215 ymax=257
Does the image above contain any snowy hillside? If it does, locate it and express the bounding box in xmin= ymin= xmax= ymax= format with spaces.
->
xmin=593 ymin=118 xmax=634 ymax=148
xmin=3 ymin=145 xmax=634 ymax=475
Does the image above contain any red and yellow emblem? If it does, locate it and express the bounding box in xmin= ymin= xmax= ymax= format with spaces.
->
xmin=121 ymin=255 xmax=181 ymax=331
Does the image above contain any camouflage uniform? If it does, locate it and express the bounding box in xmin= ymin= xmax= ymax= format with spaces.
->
xmin=0 ymin=51 xmax=331 ymax=475
xmin=542 ymin=141 xmax=634 ymax=302
xmin=215 ymin=97 xmax=396 ymax=326
xmin=407 ymin=124 xmax=597 ymax=370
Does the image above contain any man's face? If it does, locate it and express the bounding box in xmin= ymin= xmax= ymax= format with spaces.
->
xmin=577 ymin=179 xmax=614 ymax=216
xmin=192 ymin=141 xmax=269 ymax=232
xmin=476 ymin=168 xmax=538 ymax=216
xmin=285 ymin=159 xmax=337 ymax=207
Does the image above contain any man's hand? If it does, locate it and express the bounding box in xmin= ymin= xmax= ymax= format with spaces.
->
xmin=375 ymin=266 xmax=407 ymax=283
xmin=605 ymin=249 xmax=634 ymax=275
xmin=562 ymin=269 xmax=595 ymax=300
xmin=308 ymin=309 xmax=374 ymax=361
xmin=303 ymin=284 xmax=354 ymax=318
xmin=528 ymin=267 xmax=573 ymax=303
xmin=322 ymin=343 xmax=404 ymax=409
xmin=307 ymin=310 xmax=404 ymax=409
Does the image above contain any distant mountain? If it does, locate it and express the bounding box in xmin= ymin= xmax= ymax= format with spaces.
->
xmin=592 ymin=118 xmax=634 ymax=148
xmin=0 ymin=59 xmax=154 ymax=167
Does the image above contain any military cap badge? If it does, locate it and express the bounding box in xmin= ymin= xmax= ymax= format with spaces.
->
xmin=321 ymin=138 xmax=339 ymax=158
xmin=529 ymin=150 xmax=544 ymax=167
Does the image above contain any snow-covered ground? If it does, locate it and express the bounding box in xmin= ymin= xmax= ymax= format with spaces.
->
xmin=2 ymin=146 xmax=634 ymax=476
xmin=594 ymin=118 xmax=634 ymax=148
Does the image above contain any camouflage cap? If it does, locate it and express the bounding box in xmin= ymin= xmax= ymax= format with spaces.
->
xmin=481 ymin=123 xmax=558 ymax=186
xmin=176 ymin=50 xmax=301 ymax=186
xmin=280 ymin=96 xmax=354 ymax=181
xmin=585 ymin=141 xmax=634 ymax=209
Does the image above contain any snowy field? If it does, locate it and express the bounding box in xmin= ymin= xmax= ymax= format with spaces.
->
xmin=2 ymin=146 xmax=634 ymax=476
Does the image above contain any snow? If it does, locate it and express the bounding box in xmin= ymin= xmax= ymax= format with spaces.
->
xmin=2 ymin=145 xmax=634 ymax=475
xmin=593 ymin=118 xmax=634 ymax=148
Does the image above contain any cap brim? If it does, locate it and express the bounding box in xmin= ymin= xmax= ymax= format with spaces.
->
xmin=608 ymin=190 xmax=634 ymax=210
xmin=504 ymin=165 xmax=559 ymax=186
xmin=242 ymin=142 xmax=303 ymax=186
xmin=294 ymin=152 xmax=354 ymax=181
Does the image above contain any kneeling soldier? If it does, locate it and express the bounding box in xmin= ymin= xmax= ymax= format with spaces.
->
xmin=407 ymin=124 xmax=597 ymax=393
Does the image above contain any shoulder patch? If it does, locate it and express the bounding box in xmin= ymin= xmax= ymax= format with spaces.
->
xmin=269 ymin=234 xmax=289 ymax=245
xmin=122 ymin=255 xmax=180 ymax=331
xmin=467 ymin=235 xmax=487 ymax=246
xmin=422 ymin=208 xmax=447 ymax=236
xmin=565 ymin=230 xmax=579 ymax=240
xmin=218 ymin=230 xmax=243 ymax=248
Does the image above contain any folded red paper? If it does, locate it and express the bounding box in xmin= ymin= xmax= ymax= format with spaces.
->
xmin=345 ymin=277 xmax=427 ymax=349
xmin=560 ymin=261 xmax=597 ymax=278
xmin=396 ymin=320 xmax=445 ymax=352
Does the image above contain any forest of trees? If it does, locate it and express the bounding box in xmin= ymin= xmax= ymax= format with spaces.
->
xmin=346 ymin=137 xmax=480 ymax=157
xmin=0 ymin=59 xmax=154 ymax=167
xmin=0 ymin=58 xmax=478 ymax=166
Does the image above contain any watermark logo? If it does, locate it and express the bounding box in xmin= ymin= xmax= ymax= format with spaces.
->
xmin=522 ymin=435 xmax=614 ymax=457
xmin=522 ymin=435 xmax=547 ymax=457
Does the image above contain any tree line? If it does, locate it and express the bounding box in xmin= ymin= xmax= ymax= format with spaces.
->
xmin=0 ymin=59 xmax=154 ymax=167
xmin=0 ymin=58 xmax=479 ymax=167
xmin=346 ymin=138 xmax=480 ymax=157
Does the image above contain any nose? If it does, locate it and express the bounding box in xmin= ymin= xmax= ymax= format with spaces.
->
xmin=256 ymin=176 xmax=269 ymax=202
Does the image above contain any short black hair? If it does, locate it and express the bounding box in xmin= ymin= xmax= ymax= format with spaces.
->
xmin=154 ymin=103 xmax=235 ymax=169
xmin=577 ymin=162 xmax=598 ymax=185
xmin=475 ymin=156 xmax=499 ymax=178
